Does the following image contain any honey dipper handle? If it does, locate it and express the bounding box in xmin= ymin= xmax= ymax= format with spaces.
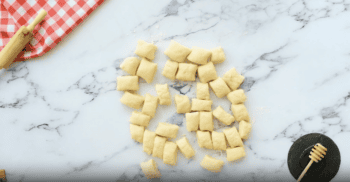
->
xmin=297 ymin=160 xmax=314 ymax=182
xmin=27 ymin=9 xmax=47 ymax=32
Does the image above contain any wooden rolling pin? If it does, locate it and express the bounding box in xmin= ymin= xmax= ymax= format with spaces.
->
xmin=0 ymin=9 xmax=47 ymax=70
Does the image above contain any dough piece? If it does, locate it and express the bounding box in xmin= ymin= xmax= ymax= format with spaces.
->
xmin=212 ymin=131 xmax=227 ymax=151
xmin=199 ymin=112 xmax=214 ymax=131
xmin=155 ymin=122 xmax=179 ymax=139
xmin=198 ymin=62 xmax=218 ymax=83
xmin=152 ymin=136 xmax=167 ymax=159
xmin=116 ymin=76 xmax=139 ymax=91
xmin=186 ymin=112 xmax=199 ymax=132
xmin=140 ymin=159 xmax=161 ymax=179
xmin=143 ymin=130 xmax=156 ymax=155
xmin=239 ymin=120 xmax=252 ymax=139
xmin=227 ymin=147 xmax=246 ymax=162
xmin=200 ymin=155 xmax=225 ymax=173
xmin=209 ymin=77 xmax=231 ymax=98
xmin=120 ymin=57 xmax=141 ymax=75
xmin=130 ymin=124 xmax=144 ymax=143
xmin=197 ymin=131 xmax=213 ymax=149
xmin=222 ymin=68 xmax=244 ymax=91
xmin=175 ymin=94 xmax=191 ymax=113
xmin=142 ymin=94 xmax=158 ymax=118
xmin=176 ymin=63 xmax=198 ymax=81
xmin=163 ymin=141 xmax=178 ymax=165
xmin=176 ymin=137 xmax=195 ymax=159
xmin=187 ymin=46 xmax=212 ymax=65
xmin=210 ymin=47 xmax=225 ymax=64
xmin=120 ymin=92 xmax=145 ymax=109
xmin=136 ymin=58 xmax=157 ymax=83
xmin=227 ymin=89 xmax=247 ymax=104
xmin=197 ymin=82 xmax=210 ymax=100
xmin=223 ymin=127 xmax=243 ymax=148
xmin=231 ymin=104 xmax=250 ymax=122
xmin=156 ymin=84 xmax=171 ymax=105
xmin=164 ymin=40 xmax=191 ymax=63
xmin=162 ymin=60 xmax=179 ymax=80
xmin=129 ymin=111 xmax=151 ymax=127
xmin=191 ymin=99 xmax=212 ymax=111
xmin=134 ymin=40 xmax=157 ymax=60
xmin=213 ymin=106 xmax=235 ymax=125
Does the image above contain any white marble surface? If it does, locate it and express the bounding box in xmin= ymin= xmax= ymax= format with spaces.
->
xmin=1 ymin=0 xmax=350 ymax=181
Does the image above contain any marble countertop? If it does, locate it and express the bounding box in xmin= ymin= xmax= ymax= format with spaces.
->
xmin=1 ymin=0 xmax=350 ymax=181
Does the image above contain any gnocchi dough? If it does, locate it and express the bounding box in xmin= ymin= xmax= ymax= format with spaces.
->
xmin=142 ymin=94 xmax=158 ymax=118
xmin=199 ymin=112 xmax=214 ymax=131
xmin=239 ymin=120 xmax=252 ymax=139
xmin=176 ymin=63 xmax=198 ymax=81
xmin=187 ymin=46 xmax=212 ymax=65
xmin=120 ymin=92 xmax=144 ymax=109
xmin=134 ymin=40 xmax=157 ymax=60
xmin=130 ymin=124 xmax=145 ymax=143
xmin=186 ymin=112 xmax=199 ymax=132
xmin=156 ymin=84 xmax=171 ymax=105
xmin=129 ymin=111 xmax=151 ymax=127
xmin=143 ymin=130 xmax=156 ymax=155
xmin=120 ymin=57 xmax=141 ymax=75
xmin=175 ymin=94 xmax=191 ymax=113
xmin=200 ymin=155 xmax=225 ymax=173
xmin=210 ymin=47 xmax=225 ymax=64
xmin=155 ymin=122 xmax=179 ymax=139
xmin=222 ymin=68 xmax=244 ymax=91
xmin=136 ymin=58 xmax=157 ymax=83
xmin=212 ymin=131 xmax=227 ymax=151
xmin=223 ymin=127 xmax=243 ymax=148
xmin=176 ymin=137 xmax=195 ymax=159
xmin=140 ymin=159 xmax=161 ymax=179
xmin=227 ymin=147 xmax=246 ymax=162
xmin=209 ymin=77 xmax=231 ymax=98
xmin=197 ymin=82 xmax=210 ymax=100
xmin=198 ymin=62 xmax=218 ymax=83
xmin=162 ymin=60 xmax=179 ymax=80
xmin=152 ymin=136 xmax=167 ymax=159
xmin=164 ymin=40 xmax=191 ymax=63
xmin=116 ymin=76 xmax=139 ymax=91
xmin=213 ymin=106 xmax=235 ymax=125
xmin=231 ymin=104 xmax=250 ymax=122
xmin=197 ymin=131 xmax=213 ymax=149
xmin=163 ymin=141 xmax=178 ymax=166
xmin=227 ymin=89 xmax=247 ymax=104
xmin=191 ymin=99 xmax=213 ymax=111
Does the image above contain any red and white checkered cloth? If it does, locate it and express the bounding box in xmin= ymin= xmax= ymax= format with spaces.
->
xmin=0 ymin=0 xmax=104 ymax=62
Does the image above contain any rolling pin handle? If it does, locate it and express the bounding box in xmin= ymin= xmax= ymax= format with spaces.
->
xmin=27 ymin=9 xmax=47 ymax=32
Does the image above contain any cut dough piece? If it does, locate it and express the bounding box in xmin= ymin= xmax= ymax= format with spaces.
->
xmin=129 ymin=111 xmax=151 ymax=127
xmin=223 ymin=127 xmax=243 ymax=148
xmin=130 ymin=124 xmax=144 ymax=143
xmin=136 ymin=58 xmax=157 ymax=83
xmin=231 ymin=104 xmax=250 ymax=122
xmin=209 ymin=77 xmax=231 ymax=98
xmin=200 ymin=155 xmax=224 ymax=173
xmin=198 ymin=62 xmax=218 ymax=83
xmin=186 ymin=112 xmax=199 ymax=132
xmin=213 ymin=106 xmax=235 ymax=125
xmin=227 ymin=147 xmax=246 ymax=162
xmin=227 ymin=89 xmax=247 ymax=104
xmin=142 ymin=94 xmax=158 ymax=118
xmin=175 ymin=94 xmax=191 ymax=113
xmin=156 ymin=84 xmax=171 ymax=105
xmin=222 ymin=68 xmax=244 ymax=91
xmin=116 ymin=76 xmax=139 ymax=91
xmin=176 ymin=137 xmax=195 ymax=159
xmin=134 ymin=40 xmax=157 ymax=60
xmin=199 ymin=112 xmax=214 ymax=131
xmin=152 ymin=136 xmax=167 ymax=159
xmin=212 ymin=131 xmax=227 ymax=151
xmin=187 ymin=46 xmax=212 ymax=65
xmin=197 ymin=82 xmax=210 ymax=100
xmin=239 ymin=120 xmax=252 ymax=139
xmin=191 ymin=99 xmax=212 ymax=111
xmin=164 ymin=40 xmax=191 ymax=63
xmin=140 ymin=159 xmax=161 ymax=179
xmin=120 ymin=92 xmax=144 ymax=109
xmin=210 ymin=47 xmax=225 ymax=64
xmin=120 ymin=57 xmax=141 ymax=75
xmin=143 ymin=130 xmax=156 ymax=155
xmin=163 ymin=141 xmax=178 ymax=166
xmin=176 ymin=63 xmax=198 ymax=81
xmin=197 ymin=131 xmax=213 ymax=149
xmin=155 ymin=122 xmax=179 ymax=139
xmin=162 ymin=60 xmax=179 ymax=80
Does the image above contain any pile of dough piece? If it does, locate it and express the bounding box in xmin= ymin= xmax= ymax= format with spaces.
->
xmin=117 ymin=40 xmax=252 ymax=178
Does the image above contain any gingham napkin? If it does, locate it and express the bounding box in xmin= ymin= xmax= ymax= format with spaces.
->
xmin=0 ymin=0 xmax=104 ymax=61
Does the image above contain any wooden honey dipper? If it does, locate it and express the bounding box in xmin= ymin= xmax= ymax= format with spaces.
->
xmin=297 ymin=143 xmax=327 ymax=182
